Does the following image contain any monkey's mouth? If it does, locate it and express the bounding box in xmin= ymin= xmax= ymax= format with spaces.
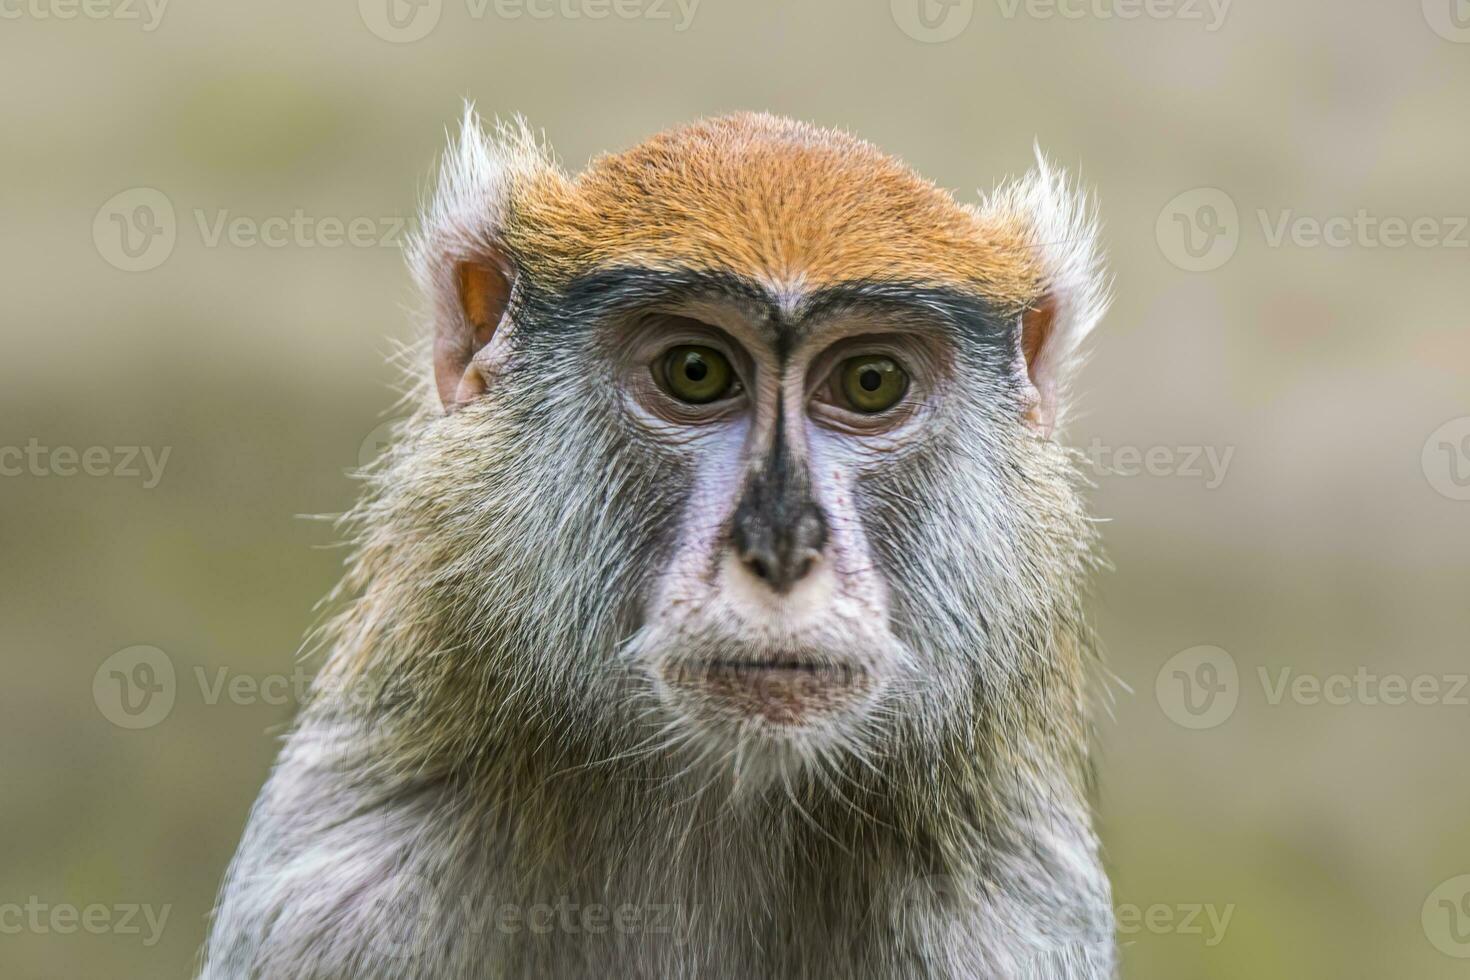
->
xmin=661 ymin=657 xmax=871 ymax=726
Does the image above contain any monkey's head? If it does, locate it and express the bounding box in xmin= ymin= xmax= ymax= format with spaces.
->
xmin=349 ymin=112 xmax=1105 ymax=789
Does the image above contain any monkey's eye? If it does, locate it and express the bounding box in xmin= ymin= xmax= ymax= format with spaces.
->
xmin=837 ymin=355 xmax=909 ymax=413
xmin=660 ymin=345 xmax=737 ymax=404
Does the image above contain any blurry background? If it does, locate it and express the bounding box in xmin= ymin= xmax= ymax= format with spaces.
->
xmin=2 ymin=0 xmax=1468 ymax=976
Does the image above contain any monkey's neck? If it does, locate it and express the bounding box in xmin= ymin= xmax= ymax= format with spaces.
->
xmin=262 ymin=693 xmax=1112 ymax=979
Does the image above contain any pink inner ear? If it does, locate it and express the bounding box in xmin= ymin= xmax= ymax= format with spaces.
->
xmin=435 ymin=257 xmax=513 ymax=411
xmin=1020 ymin=294 xmax=1059 ymax=435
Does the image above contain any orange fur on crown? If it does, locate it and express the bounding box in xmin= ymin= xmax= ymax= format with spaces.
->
xmin=502 ymin=113 xmax=1044 ymax=309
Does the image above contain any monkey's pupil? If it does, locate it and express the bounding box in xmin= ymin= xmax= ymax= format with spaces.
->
xmin=661 ymin=345 xmax=733 ymax=405
xmin=839 ymin=355 xmax=908 ymax=413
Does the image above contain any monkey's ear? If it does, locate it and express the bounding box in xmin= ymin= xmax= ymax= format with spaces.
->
xmin=410 ymin=106 xmax=547 ymax=412
xmin=434 ymin=253 xmax=514 ymax=409
xmin=984 ymin=151 xmax=1110 ymax=437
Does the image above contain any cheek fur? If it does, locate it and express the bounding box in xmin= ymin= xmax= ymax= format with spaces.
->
xmin=639 ymin=423 xmax=750 ymax=602
xmin=802 ymin=440 xmax=890 ymax=611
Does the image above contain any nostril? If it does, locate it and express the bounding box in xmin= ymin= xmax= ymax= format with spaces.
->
xmin=746 ymin=555 xmax=772 ymax=582
xmin=793 ymin=554 xmax=815 ymax=582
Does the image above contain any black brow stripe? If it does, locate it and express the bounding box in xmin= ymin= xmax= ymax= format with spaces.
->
xmin=543 ymin=266 xmax=778 ymax=327
xmin=539 ymin=265 xmax=1016 ymax=355
xmin=795 ymin=280 xmax=1015 ymax=355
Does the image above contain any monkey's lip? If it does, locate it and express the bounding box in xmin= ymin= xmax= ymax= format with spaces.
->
xmin=662 ymin=658 xmax=871 ymax=725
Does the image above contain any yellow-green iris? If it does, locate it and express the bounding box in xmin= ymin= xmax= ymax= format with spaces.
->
xmin=663 ymin=345 xmax=734 ymax=404
xmin=840 ymin=355 xmax=908 ymax=413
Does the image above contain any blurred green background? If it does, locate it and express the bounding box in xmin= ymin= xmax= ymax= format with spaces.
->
xmin=2 ymin=0 xmax=1469 ymax=976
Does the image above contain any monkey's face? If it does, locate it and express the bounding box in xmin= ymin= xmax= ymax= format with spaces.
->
xmin=616 ymin=290 xmax=944 ymax=755
xmin=502 ymin=270 xmax=1069 ymax=772
xmin=403 ymin=113 xmax=1102 ymax=780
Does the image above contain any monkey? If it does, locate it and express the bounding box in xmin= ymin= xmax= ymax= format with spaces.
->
xmin=200 ymin=109 xmax=1115 ymax=980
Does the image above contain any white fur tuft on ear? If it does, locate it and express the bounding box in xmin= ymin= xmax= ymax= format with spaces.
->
xmin=407 ymin=104 xmax=551 ymax=411
xmin=980 ymin=149 xmax=1110 ymax=435
xmin=407 ymin=103 xmax=546 ymax=295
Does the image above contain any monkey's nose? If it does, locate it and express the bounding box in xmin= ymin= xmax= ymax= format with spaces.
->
xmin=732 ymin=506 xmax=827 ymax=594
